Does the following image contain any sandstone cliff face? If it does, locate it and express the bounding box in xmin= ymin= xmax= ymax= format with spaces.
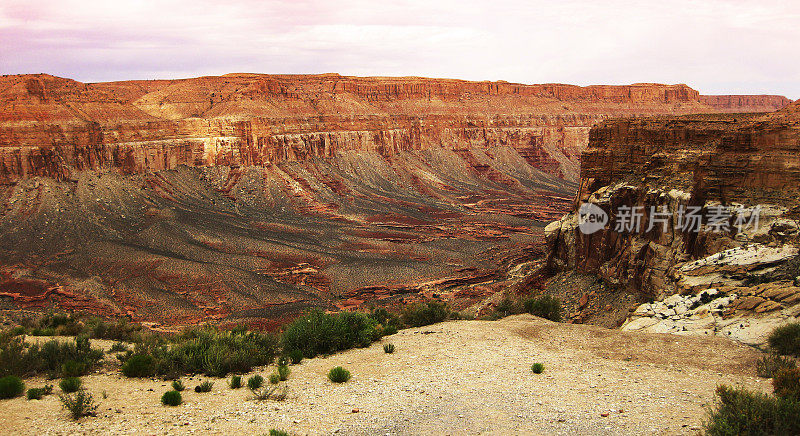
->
xmin=0 ymin=74 xmax=790 ymax=185
xmin=545 ymin=101 xmax=800 ymax=342
xmin=699 ymin=95 xmax=793 ymax=113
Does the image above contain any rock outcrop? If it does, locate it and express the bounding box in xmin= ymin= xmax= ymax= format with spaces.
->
xmin=545 ymin=100 xmax=800 ymax=344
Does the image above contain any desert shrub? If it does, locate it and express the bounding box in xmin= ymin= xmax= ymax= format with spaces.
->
xmin=247 ymin=374 xmax=264 ymax=390
xmin=531 ymin=363 xmax=545 ymax=374
xmin=269 ymin=373 xmax=280 ymax=384
xmin=382 ymin=325 xmax=399 ymax=336
xmin=229 ymin=375 xmax=243 ymax=389
xmin=122 ymin=354 xmax=155 ymax=378
xmin=109 ymin=342 xmax=129 ymax=353
xmin=252 ymin=385 xmax=287 ymax=401
xmin=161 ymin=390 xmax=182 ymax=406
xmin=0 ymin=376 xmax=25 ymax=399
xmin=774 ymin=367 xmax=800 ymax=400
xmin=757 ymin=353 xmax=797 ymax=378
xmin=195 ymin=380 xmax=213 ymax=392
xmin=704 ymin=385 xmax=800 ymax=435
xmin=61 ymin=360 xmax=86 ymax=377
xmin=495 ymin=298 xmax=524 ymax=317
xmin=269 ymin=430 xmax=290 ymax=436
xmin=60 ymin=391 xmax=98 ymax=420
xmin=328 ymin=366 xmax=351 ymax=383
xmin=128 ymin=327 xmax=278 ymax=378
xmin=384 ymin=343 xmax=395 ymax=353
xmin=769 ymin=323 xmax=800 ymax=356
xmin=171 ymin=379 xmax=185 ymax=391
xmin=287 ymin=349 xmax=303 ymax=365
xmin=59 ymin=377 xmax=82 ymax=393
xmin=282 ymin=310 xmax=381 ymax=359
xmin=0 ymin=334 xmax=102 ymax=378
xmin=86 ymin=318 xmax=141 ymax=341
xmin=9 ymin=327 xmax=26 ymax=336
xmin=26 ymin=384 xmax=53 ymax=400
xmin=402 ymin=302 xmax=450 ymax=327
xmin=27 ymin=387 xmax=43 ymax=400
xmin=277 ymin=364 xmax=290 ymax=381
xmin=524 ymin=295 xmax=562 ymax=321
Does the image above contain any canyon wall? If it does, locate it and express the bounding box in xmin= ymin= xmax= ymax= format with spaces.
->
xmin=544 ymin=101 xmax=800 ymax=342
xmin=0 ymin=74 xmax=791 ymax=185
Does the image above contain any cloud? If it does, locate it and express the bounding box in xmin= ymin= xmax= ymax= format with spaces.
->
xmin=0 ymin=0 xmax=797 ymax=98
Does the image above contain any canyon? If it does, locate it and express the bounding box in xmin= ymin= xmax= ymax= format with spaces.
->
xmin=0 ymin=73 xmax=792 ymax=326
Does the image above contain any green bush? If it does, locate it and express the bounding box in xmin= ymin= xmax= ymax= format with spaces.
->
xmin=757 ymin=353 xmax=797 ymax=378
xmin=0 ymin=334 xmax=103 ymax=378
xmin=0 ymin=375 xmax=25 ymax=399
xmin=383 ymin=343 xmax=395 ymax=353
xmin=704 ymin=385 xmax=800 ymax=435
xmin=109 ymin=342 xmax=129 ymax=353
xmin=382 ymin=325 xmax=399 ymax=336
xmin=60 ymin=391 xmax=98 ymax=420
xmin=171 ymin=379 xmax=185 ymax=391
xmin=124 ymin=327 xmax=278 ymax=378
xmin=524 ymin=295 xmax=562 ymax=321
xmin=229 ymin=375 xmax=242 ymax=389
xmin=269 ymin=430 xmax=290 ymax=436
xmin=774 ymin=367 xmax=800 ymax=400
xmin=121 ymin=354 xmax=155 ymax=378
xmin=161 ymin=390 xmax=182 ymax=406
xmin=61 ymin=360 xmax=86 ymax=377
xmin=282 ymin=310 xmax=381 ymax=359
xmin=328 ymin=366 xmax=351 ymax=383
xmin=531 ymin=363 xmax=545 ymax=374
xmin=269 ymin=373 xmax=280 ymax=384
xmin=287 ymin=349 xmax=303 ymax=365
xmin=277 ymin=365 xmax=290 ymax=381
xmin=769 ymin=323 xmax=800 ymax=356
xmin=26 ymin=384 xmax=52 ymax=400
xmin=195 ymin=380 xmax=213 ymax=392
xmin=402 ymin=302 xmax=450 ymax=327
xmin=247 ymin=375 xmax=264 ymax=390
xmin=59 ymin=377 xmax=82 ymax=393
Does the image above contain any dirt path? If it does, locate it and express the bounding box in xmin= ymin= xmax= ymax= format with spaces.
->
xmin=2 ymin=315 xmax=770 ymax=435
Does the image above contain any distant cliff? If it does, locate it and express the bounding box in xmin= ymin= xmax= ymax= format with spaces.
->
xmin=0 ymin=73 xmax=791 ymax=185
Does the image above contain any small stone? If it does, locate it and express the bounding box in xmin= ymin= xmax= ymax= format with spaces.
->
xmin=600 ymin=412 xmax=609 ymax=417
xmin=351 ymin=408 xmax=359 ymax=413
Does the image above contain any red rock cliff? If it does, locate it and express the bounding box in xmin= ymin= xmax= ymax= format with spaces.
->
xmin=0 ymin=73 xmax=790 ymax=185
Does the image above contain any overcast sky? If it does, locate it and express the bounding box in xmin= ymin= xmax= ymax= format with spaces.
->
xmin=1 ymin=0 xmax=797 ymax=98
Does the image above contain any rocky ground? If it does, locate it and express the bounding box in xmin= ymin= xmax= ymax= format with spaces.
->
xmin=2 ymin=315 xmax=769 ymax=435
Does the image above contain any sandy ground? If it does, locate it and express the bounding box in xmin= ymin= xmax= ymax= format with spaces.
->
xmin=1 ymin=315 xmax=770 ymax=435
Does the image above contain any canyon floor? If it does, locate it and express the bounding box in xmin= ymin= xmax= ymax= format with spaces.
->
xmin=2 ymin=315 xmax=768 ymax=435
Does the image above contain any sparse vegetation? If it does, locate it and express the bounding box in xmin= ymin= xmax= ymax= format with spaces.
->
xmin=61 ymin=359 xmax=86 ymax=377
xmin=703 ymin=385 xmax=800 ymax=435
xmin=773 ymin=367 xmax=800 ymax=400
xmin=756 ymin=353 xmax=797 ymax=378
xmin=269 ymin=430 xmax=290 ymax=436
xmin=161 ymin=390 xmax=182 ymax=406
xmin=531 ymin=363 xmax=545 ymax=374
xmin=328 ymin=366 xmax=351 ymax=383
xmin=59 ymin=377 xmax=82 ymax=393
xmin=383 ymin=343 xmax=395 ymax=353
xmin=282 ymin=310 xmax=383 ymax=359
xmin=171 ymin=379 xmax=185 ymax=391
xmin=229 ymin=375 xmax=243 ymax=389
xmin=60 ymin=391 xmax=98 ymax=420
xmin=247 ymin=374 xmax=264 ymax=390
xmin=0 ymin=375 xmax=25 ymax=399
xmin=195 ymin=380 xmax=213 ymax=392
xmin=269 ymin=373 xmax=280 ymax=384
xmin=402 ymin=301 xmax=450 ymax=327
xmin=109 ymin=342 xmax=129 ymax=353
xmin=524 ymin=295 xmax=562 ymax=322
xmin=252 ymin=385 xmax=287 ymax=401
xmin=277 ymin=364 xmax=290 ymax=381
xmin=768 ymin=322 xmax=800 ymax=356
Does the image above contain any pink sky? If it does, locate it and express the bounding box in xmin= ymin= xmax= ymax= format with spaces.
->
xmin=1 ymin=0 xmax=797 ymax=98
